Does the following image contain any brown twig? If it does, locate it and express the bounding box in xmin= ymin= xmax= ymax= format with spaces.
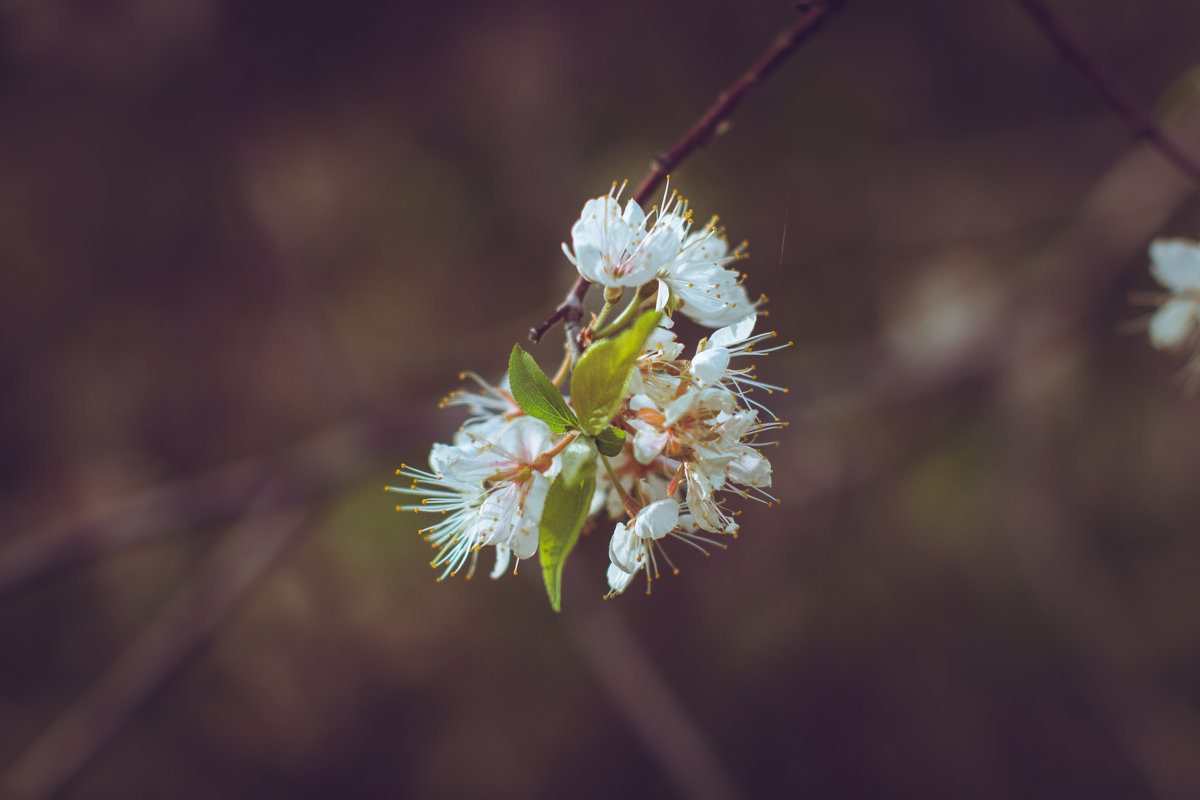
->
xmin=1012 ymin=0 xmax=1200 ymax=188
xmin=529 ymin=0 xmax=842 ymax=344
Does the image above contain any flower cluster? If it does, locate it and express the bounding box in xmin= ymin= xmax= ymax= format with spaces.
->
xmin=1140 ymin=238 xmax=1200 ymax=388
xmin=563 ymin=181 xmax=754 ymax=327
xmin=390 ymin=183 xmax=787 ymax=609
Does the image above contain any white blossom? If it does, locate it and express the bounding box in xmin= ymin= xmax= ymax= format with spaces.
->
xmin=605 ymin=498 xmax=680 ymax=596
xmin=388 ymin=416 xmax=559 ymax=579
xmin=656 ymin=226 xmax=755 ymax=328
xmin=1147 ymin=239 xmax=1200 ymax=350
xmin=1139 ymin=237 xmax=1200 ymax=389
xmin=439 ymin=371 xmax=521 ymax=445
xmin=562 ymin=183 xmax=685 ymax=288
xmin=617 ymin=326 xmax=785 ymax=536
xmin=691 ymin=313 xmax=790 ymax=417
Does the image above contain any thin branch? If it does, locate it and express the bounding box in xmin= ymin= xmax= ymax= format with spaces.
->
xmin=529 ymin=0 xmax=843 ymax=344
xmin=0 ymin=485 xmax=311 ymax=800
xmin=0 ymin=414 xmax=426 ymax=603
xmin=629 ymin=0 xmax=842 ymax=208
xmin=567 ymin=604 xmax=744 ymax=800
xmin=529 ymin=276 xmax=589 ymax=346
xmin=1012 ymin=0 xmax=1200 ymax=188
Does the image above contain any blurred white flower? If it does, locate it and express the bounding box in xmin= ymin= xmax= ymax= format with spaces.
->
xmin=1147 ymin=238 xmax=1200 ymax=351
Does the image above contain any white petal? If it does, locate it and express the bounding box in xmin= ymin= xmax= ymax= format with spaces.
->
xmin=571 ymin=242 xmax=608 ymax=285
xmin=428 ymin=442 xmax=471 ymax=479
xmin=608 ymin=522 xmax=643 ymax=574
xmin=476 ymin=484 xmax=520 ymax=545
xmin=656 ymin=278 xmax=670 ymax=311
xmin=632 ymin=427 xmax=670 ymax=464
xmin=685 ymin=465 xmax=737 ymax=534
xmin=695 ymin=387 xmax=735 ymax=416
xmin=709 ymin=313 xmax=758 ymax=348
xmin=640 ymin=224 xmax=684 ymax=272
xmin=435 ymin=441 xmax=509 ymax=486
xmin=1149 ymin=297 xmax=1198 ymax=350
xmin=629 ymin=393 xmax=658 ymax=412
xmin=643 ymin=324 xmax=678 ymax=356
xmin=1150 ymin=239 xmax=1200 ymax=293
xmin=511 ymin=472 xmax=550 ymax=558
xmin=490 ymin=545 xmax=512 ymax=579
xmin=623 ymin=198 xmax=646 ymax=228
xmin=589 ymin=477 xmax=609 ymax=517
xmin=561 ymin=241 xmax=578 ymax=265
xmin=662 ymin=262 xmax=753 ymax=328
xmin=496 ymin=416 xmax=555 ymax=465
xmin=664 ymin=390 xmax=698 ymax=426
xmin=690 ymin=347 xmax=731 ymax=386
xmin=606 ymin=561 xmax=637 ymax=594
xmin=718 ymin=410 xmax=758 ymax=441
xmin=682 ymin=229 xmax=729 ymax=262
xmin=726 ymin=450 xmax=772 ymax=487
xmin=634 ymin=498 xmax=680 ymax=540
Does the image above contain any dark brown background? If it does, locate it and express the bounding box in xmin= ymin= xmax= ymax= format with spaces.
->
xmin=3 ymin=0 xmax=1200 ymax=797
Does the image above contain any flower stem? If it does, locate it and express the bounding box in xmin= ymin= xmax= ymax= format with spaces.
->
xmin=551 ymin=351 xmax=572 ymax=387
xmin=601 ymin=454 xmax=642 ymax=518
xmin=591 ymin=300 xmax=618 ymax=334
xmin=534 ymin=431 xmax=579 ymax=473
xmin=595 ymin=284 xmax=656 ymax=339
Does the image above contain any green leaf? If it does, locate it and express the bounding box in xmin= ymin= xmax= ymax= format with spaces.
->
xmin=570 ymin=310 xmax=662 ymax=436
xmin=594 ymin=426 xmax=627 ymax=457
xmin=539 ymin=438 xmax=597 ymax=612
xmin=508 ymin=344 xmax=578 ymax=433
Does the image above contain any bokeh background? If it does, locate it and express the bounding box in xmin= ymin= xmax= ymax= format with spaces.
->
xmin=4 ymin=0 xmax=1200 ymax=797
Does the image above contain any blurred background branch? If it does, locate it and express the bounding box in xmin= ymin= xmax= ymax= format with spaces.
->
xmin=1013 ymin=0 xmax=1200 ymax=187
xmin=2 ymin=484 xmax=311 ymax=800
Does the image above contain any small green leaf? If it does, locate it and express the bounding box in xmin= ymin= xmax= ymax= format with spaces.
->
xmin=539 ymin=438 xmax=597 ymax=612
xmin=570 ymin=310 xmax=662 ymax=435
xmin=508 ymin=344 xmax=578 ymax=433
xmin=595 ymin=426 xmax=627 ymax=457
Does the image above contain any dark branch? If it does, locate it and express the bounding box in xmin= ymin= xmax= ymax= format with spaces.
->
xmin=529 ymin=0 xmax=843 ymax=344
xmin=629 ymin=0 xmax=842 ymax=208
xmin=1013 ymin=0 xmax=1200 ymax=188
xmin=528 ymin=275 xmax=590 ymax=344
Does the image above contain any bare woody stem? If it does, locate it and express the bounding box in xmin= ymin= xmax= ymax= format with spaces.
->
xmin=1012 ymin=0 xmax=1200 ymax=188
xmin=529 ymin=0 xmax=843 ymax=345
